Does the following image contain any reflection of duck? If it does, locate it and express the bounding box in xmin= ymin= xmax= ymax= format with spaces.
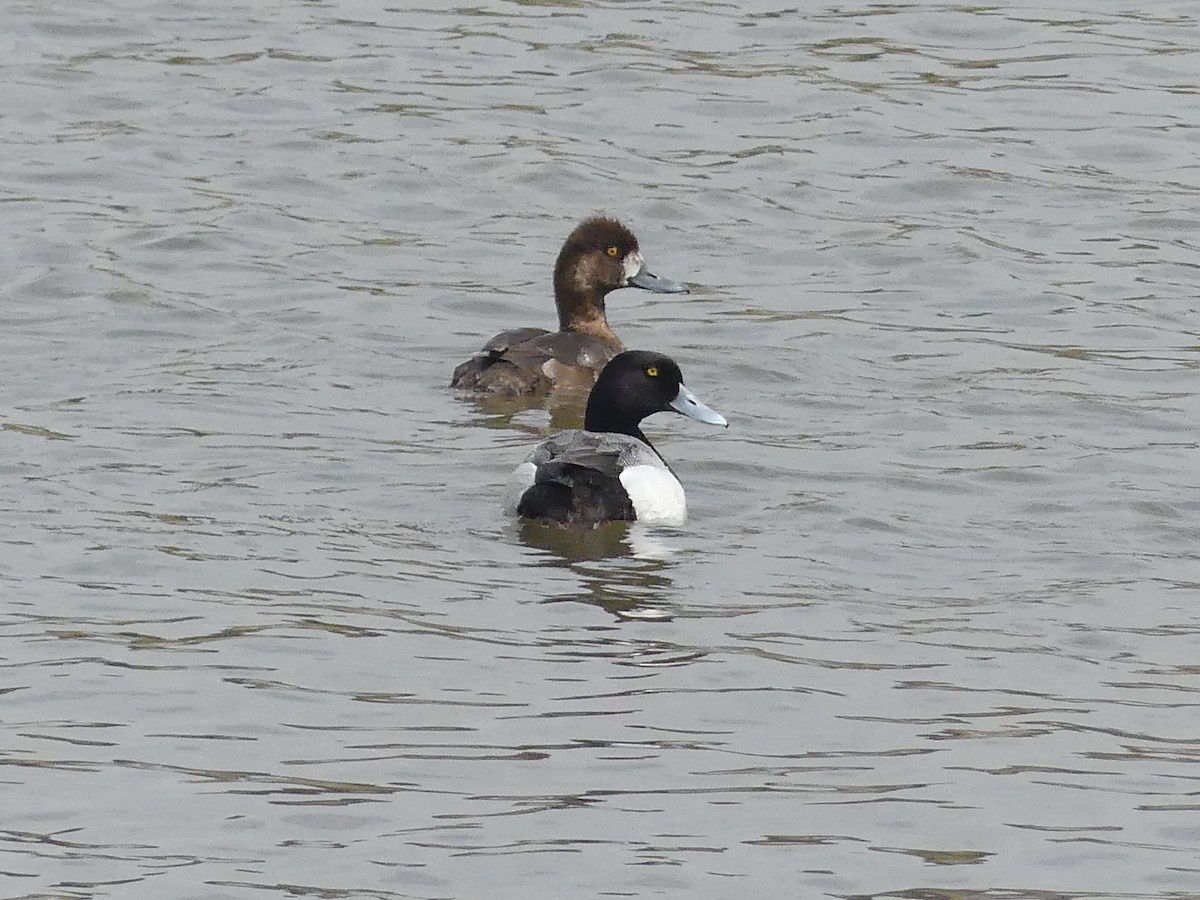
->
xmin=517 ymin=519 xmax=678 ymax=562
xmin=518 ymin=519 xmax=632 ymax=561
xmin=516 ymin=519 xmax=678 ymax=620
xmin=451 ymin=218 xmax=688 ymax=396
xmin=509 ymin=351 xmax=727 ymax=527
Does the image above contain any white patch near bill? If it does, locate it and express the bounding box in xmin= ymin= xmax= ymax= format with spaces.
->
xmin=622 ymin=250 xmax=644 ymax=284
xmin=619 ymin=464 xmax=686 ymax=525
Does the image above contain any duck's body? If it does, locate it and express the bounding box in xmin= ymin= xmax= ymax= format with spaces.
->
xmin=510 ymin=351 xmax=727 ymax=528
xmin=459 ymin=329 xmax=615 ymax=397
xmin=453 ymin=218 xmax=687 ymax=396
xmin=512 ymin=431 xmax=685 ymax=527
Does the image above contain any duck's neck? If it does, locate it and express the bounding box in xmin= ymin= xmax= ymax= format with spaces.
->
xmin=554 ymin=261 xmax=621 ymax=348
xmin=585 ymin=413 xmax=645 ymax=443
xmin=560 ymin=301 xmax=620 ymax=347
xmin=583 ymin=410 xmax=666 ymax=464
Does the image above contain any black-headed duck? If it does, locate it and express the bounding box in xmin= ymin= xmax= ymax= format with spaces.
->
xmin=452 ymin=218 xmax=687 ymax=395
xmin=509 ymin=350 xmax=727 ymax=528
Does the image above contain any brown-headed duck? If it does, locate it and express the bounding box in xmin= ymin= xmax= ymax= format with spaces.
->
xmin=452 ymin=217 xmax=687 ymax=395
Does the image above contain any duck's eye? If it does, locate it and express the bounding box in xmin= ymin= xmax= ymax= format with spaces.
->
xmin=606 ymin=246 xmax=619 ymax=258
xmin=645 ymin=366 xmax=658 ymax=377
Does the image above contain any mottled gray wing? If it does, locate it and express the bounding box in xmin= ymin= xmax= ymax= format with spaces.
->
xmin=518 ymin=432 xmax=646 ymax=526
xmin=540 ymin=450 xmax=624 ymax=480
xmin=528 ymin=431 xmax=662 ymax=472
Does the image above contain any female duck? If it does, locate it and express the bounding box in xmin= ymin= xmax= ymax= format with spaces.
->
xmin=452 ymin=218 xmax=687 ymax=395
xmin=510 ymin=351 xmax=727 ymax=527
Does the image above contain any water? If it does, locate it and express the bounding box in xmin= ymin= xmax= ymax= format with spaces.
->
xmin=2 ymin=1 xmax=1199 ymax=898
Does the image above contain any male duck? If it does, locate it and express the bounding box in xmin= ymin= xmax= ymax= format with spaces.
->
xmin=510 ymin=351 xmax=727 ymax=527
xmin=452 ymin=218 xmax=687 ymax=395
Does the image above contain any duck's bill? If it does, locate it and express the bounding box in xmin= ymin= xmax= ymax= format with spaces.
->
xmin=628 ymin=266 xmax=689 ymax=294
xmin=670 ymin=384 xmax=728 ymax=427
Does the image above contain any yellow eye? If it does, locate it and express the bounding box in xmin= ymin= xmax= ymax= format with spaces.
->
xmin=606 ymin=246 xmax=619 ymax=257
xmin=645 ymin=366 xmax=658 ymax=377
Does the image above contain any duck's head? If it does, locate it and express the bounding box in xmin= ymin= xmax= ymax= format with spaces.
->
xmin=584 ymin=350 xmax=727 ymax=439
xmin=553 ymin=218 xmax=688 ymax=338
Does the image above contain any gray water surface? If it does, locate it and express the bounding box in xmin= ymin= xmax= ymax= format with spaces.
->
xmin=3 ymin=2 xmax=1199 ymax=898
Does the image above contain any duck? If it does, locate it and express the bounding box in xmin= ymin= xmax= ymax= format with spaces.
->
xmin=452 ymin=217 xmax=688 ymax=395
xmin=509 ymin=350 xmax=727 ymax=528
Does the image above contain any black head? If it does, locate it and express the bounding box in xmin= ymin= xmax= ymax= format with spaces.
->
xmin=583 ymin=350 xmax=727 ymax=440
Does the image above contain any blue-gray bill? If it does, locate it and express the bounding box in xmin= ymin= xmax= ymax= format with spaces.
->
xmin=669 ymin=384 xmax=728 ymax=427
xmin=628 ymin=266 xmax=689 ymax=294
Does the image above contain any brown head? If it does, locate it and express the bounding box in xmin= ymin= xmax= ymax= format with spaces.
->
xmin=552 ymin=217 xmax=687 ymax=347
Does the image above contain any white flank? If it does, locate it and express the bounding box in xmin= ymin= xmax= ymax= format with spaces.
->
xmin=619 ymin=464 xmax=687 ymax=525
